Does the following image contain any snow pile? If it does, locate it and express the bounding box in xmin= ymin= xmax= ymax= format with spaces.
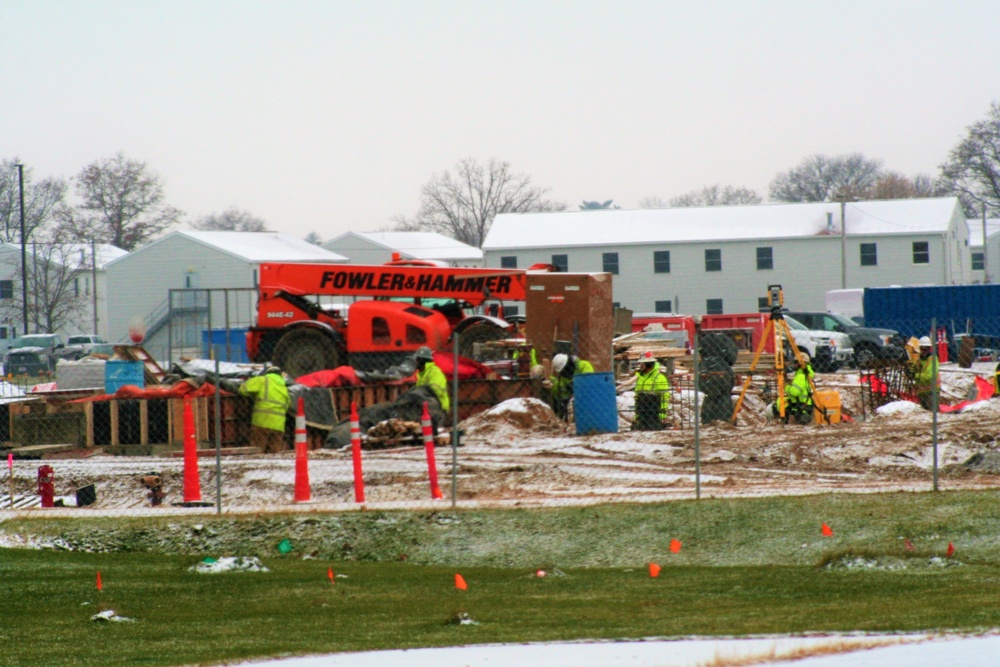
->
xmin=188 ymin=556 xmax=270 ymax=574
xmin=462 ymin=398 xmax=570 ymax=442
xmin=91 ymin=609 xmax=135 ymax=622
xmin=875 ymin=400 xmax=922 ymax=417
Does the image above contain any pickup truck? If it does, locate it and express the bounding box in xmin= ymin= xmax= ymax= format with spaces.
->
xmin=784 ymin=311 xmax=906 ymax=367
xmin=783 ymin=315 xmax=853 ymax=372
xmin=2 ymin=334 xmax=76 ymax=376
xmin=63 ymin=334 xmax=109 ymax=360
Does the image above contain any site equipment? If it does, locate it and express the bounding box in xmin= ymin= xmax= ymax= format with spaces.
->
xmin=731 ymin=285 xmax=813 ymax=424
xmin=247 ymin=261 xmax=527 ymax=378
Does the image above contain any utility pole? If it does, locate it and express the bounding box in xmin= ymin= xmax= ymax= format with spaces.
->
xmin=840 ymin=200 xmax=847 ymax=289
xmin=91 ymin=240 xmax=99 ymax=334
xmin=15 ymin=164 xmax=28 ymax=335
xmin=983 ymin=203 xmax=990 ymax=283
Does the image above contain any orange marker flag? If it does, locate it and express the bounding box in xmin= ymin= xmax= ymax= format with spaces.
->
xmin=96 ymin=571 xmax=103 ymax=591
xmin=669 ymin=539 xmax=682 ymax=554
xmin=821 ymin=523 xmax=833 ymax=537
xmin=327 ymin=567 xmax=335 ymax=584
xmin=648 ymin=563 xmax=661 ymax=578
xmin=454 ymin=573 xmax=468 ymax=591
xmin=946 ymin=542 xmax=956 ymax=558
xmin=904 ymin=538 xmax=915 ymax=552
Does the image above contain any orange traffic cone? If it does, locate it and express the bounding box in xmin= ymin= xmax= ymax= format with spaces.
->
xmin=293 ymin=398 xmax=311 ymax=503
xmin=350 ymin=402 xmax=365 ymax=503
xmin=421 ymin=402 xmax=443 ymax=500
xmin=669 ymin=539 xmax=682 ymax=554
xmin=455 ymin=573 xmax=468 ymax=590
xmin=327 ymin=567 xmax=335 ymax=584
xmin=946 ymin=542 xmax=955 ymax=557
xmin=182 ymin=396 xmax=202 ymax=502
xmin=96 ymin=570 xmax=103 ymax=591
xmin=648 ymin=563 xmax=661 ymax=578
xmin=821 ymin=523 xmax=833 ymax=537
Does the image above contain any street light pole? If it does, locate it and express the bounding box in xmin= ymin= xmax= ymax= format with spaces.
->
xmin=15 ymin=164 xmax=28 ymax=335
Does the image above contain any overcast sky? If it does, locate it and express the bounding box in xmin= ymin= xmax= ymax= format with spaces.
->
xmin=2 ymin=0 xmax=998 ymax=243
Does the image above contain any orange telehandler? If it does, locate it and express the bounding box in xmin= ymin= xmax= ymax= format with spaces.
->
xmin=246 ymin=260 xmax=528 ymax=377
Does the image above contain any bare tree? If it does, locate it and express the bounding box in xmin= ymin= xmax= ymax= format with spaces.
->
xmin=668 ymin=185 xmax=762 ymax=207
xmin=0 ymin=236 xmax=91 ymax=334
xmin=303 ymin=231 xmax=323 ymax=245
xmin=865 ymin=172 xmax=947 ymax=200
xmin=579 ymin=200 xmax=618 ymax=210
xmin=0 ymin=159 xmax=67 ymax=244
xmin=393 ymin=158 xmax=563 ymax=247
xmin=638 ymin=196 xmax=669 ymax=209
xmin=191 ymin=207 xmax=270 ymax=232
xmin=769 ymin=153 xmax=884 ymax=202
xmin=940 ymin=101 xmax=1000 ymax=217
xmin=59 ymin=152 xmax=182 ymax=250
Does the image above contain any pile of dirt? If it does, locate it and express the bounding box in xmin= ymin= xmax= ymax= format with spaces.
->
xmin=462 ymin=398 xmax=570 ymax=443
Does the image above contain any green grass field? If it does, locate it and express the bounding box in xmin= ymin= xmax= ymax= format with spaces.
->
xmin=2 ymin=490 xmax=999 ymax=666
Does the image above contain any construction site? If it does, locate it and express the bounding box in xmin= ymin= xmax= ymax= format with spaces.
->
xmin=1 ymin=263 xmax=999 ymax=514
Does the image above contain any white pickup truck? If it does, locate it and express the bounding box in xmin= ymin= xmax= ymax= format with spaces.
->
xmin=782 ymin=315 xmax=853 ymax=372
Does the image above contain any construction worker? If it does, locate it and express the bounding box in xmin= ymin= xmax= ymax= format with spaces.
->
xmin=777 ymin=358 xmax=814 ymax=424
xmin=634 ymin=350 xmax=669 ymax=427
xmin=414 ymin=346 xmax=450 ymax=413
xmin=238 ymin=365 xmax=291 ymax=453
xmin=549 ymin=353 xmax=594 ymax=420
xmin=993 ymin=361 xmax=1000 ymax=396
xmin=912 ymin=336 xmax=940 ymax=410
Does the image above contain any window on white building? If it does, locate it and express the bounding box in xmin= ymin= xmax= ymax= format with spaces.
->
xmin=706 ymin=298 xmax=723 ymax=314
xmin=912 ymin=241 xmax=930 ymax=264
xmin=972 ymin=252 xmax=985 ymax=271
xmin=860 ymin=243 xmax=877 ymax=267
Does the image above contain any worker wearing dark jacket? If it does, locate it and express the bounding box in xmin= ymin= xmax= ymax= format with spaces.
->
xmin=238 ymin=366 xmax=291 ymax=453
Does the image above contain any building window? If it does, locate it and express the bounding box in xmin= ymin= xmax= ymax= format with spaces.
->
xmin=654 ymin=300 xmax=673 ymax=313
xmin=0 ymin=280 xmax=12 ymax=299
xmin=756 ymin=247 xmax=773 ymax=270
xmin=552 ymin=254 xmax=568 ymax=272
xmin=0 ymin=327 xmax=7 ymax=340
xmin=505 ymin=305 xmax=519 ymax=316
xmin=74 ymin=277 xmax=79 ymax=297
xmin=860 ymin=243 xmax=877 ymax=267
xmin=500 ymin=256 xmax=517 ymax=269
xmin=912 ymin=241 xmax=930 ymax=264
xmin=972 ymin=251 xmax=985 ymax=271
xmin=758 ymin=297 xmax=769 ymax=311
xmin=705 ymin=249 xmax=722 ymax=272
xmin=602 ymin=252 xmax=619 ymax=274
xmin=706 ymin=298 xmax=724 ymax=315
xmin=653 ymin=250 xmax=670 ymax=273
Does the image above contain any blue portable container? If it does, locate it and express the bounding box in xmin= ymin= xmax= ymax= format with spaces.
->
xmin=573 ymin=372 xmax=618 ymax=435
xmin=863 ymin=285 xmax=1000 ymax=339
xmin=201 ymin=328 xmax=250 ymax=363
xmin=105 ymin=360 xmax=144 ymax=393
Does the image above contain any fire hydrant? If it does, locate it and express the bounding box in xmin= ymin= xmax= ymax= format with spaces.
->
xmin=37 ymin=465 xmax=55 ymax=508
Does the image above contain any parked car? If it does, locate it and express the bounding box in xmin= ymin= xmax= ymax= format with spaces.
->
xmin=63 ymin=334 xmax=109 ymax=360
xmin=83 ymin=343 xmax=117 ymax=358
xmin=2 ymin=334 xmax=73 ymax=376
xmin=782 ymin=315 xmax=853 ymax=372
xmin=784 ymin=311 xmax=907 ymax=367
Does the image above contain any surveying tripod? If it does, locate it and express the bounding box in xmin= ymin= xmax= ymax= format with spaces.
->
xmin=731 ymin=285 xmax=814 ymax=424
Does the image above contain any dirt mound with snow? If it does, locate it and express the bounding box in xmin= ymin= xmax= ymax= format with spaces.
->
xmin=462 ymin=398 xmax=570 ymax=442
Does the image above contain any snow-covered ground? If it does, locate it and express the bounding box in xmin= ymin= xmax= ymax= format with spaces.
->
xmin=233 ymin=633 xmax=1000 ymax=666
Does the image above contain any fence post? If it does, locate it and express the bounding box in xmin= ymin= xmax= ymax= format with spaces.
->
xmin=930 ymin=318 xmax=939 ymax=492
xmin=451 ymin=332 xmax=459 ymax=509
xmin=693 ymin=317 xmax=701 ymax=500
xmin=214 ymin=352 xmax=222 ymax=514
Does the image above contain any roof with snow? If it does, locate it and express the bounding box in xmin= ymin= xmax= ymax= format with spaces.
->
xmin=966 ymin=218 xmax=1000 ymax=248
xmin=0 ymin=241 xmax=127 ymax=269
xmin=326 ymin=231 xmax=483 ymax=261
xmin=483 ymin=197 xmax=963 ymax=250
xmin=109 ymin=230 xmax=347 ymax=266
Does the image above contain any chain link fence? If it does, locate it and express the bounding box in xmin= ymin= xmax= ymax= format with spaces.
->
xmin=3 ymin=313 xmax=1000 ymax=515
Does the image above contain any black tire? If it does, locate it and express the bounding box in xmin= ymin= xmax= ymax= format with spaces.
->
xmin=853 ymin=344 xmax=877 ymax=368
xmin=700 ymin=332 xmax=739 ymax=366
xmin=457 ymin=323 xmax=509 ymax=361
xmin=271 ymin=328 xmax=341 ymax=379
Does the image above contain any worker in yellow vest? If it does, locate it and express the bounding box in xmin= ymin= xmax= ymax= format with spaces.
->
xmin=238 ymin=365 xmax=291 ymax=453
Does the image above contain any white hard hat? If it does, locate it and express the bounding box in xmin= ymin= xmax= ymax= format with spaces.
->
xmin=641 ymin=351 xmax=655 ymax=364
xmin=529 ymin=364 xmax=545 ymax=379
xmin=918 ymin=336 xmax=932 ymax=347
xmin=552 ymin=353 xmax=569 ymax=373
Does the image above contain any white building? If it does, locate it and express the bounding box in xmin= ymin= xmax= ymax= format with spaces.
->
xmin=966 ymin=218 xmax=1000 ymax=284
xmin=0 ymin=241 xmax=126 ymax=347
xmin=323 ymin=231 xmax=483 ymax=267
xmin=105 ymin=231 xmax=347 ymax=362
xmin=483 ymin=198 xmax=969 ymax=315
